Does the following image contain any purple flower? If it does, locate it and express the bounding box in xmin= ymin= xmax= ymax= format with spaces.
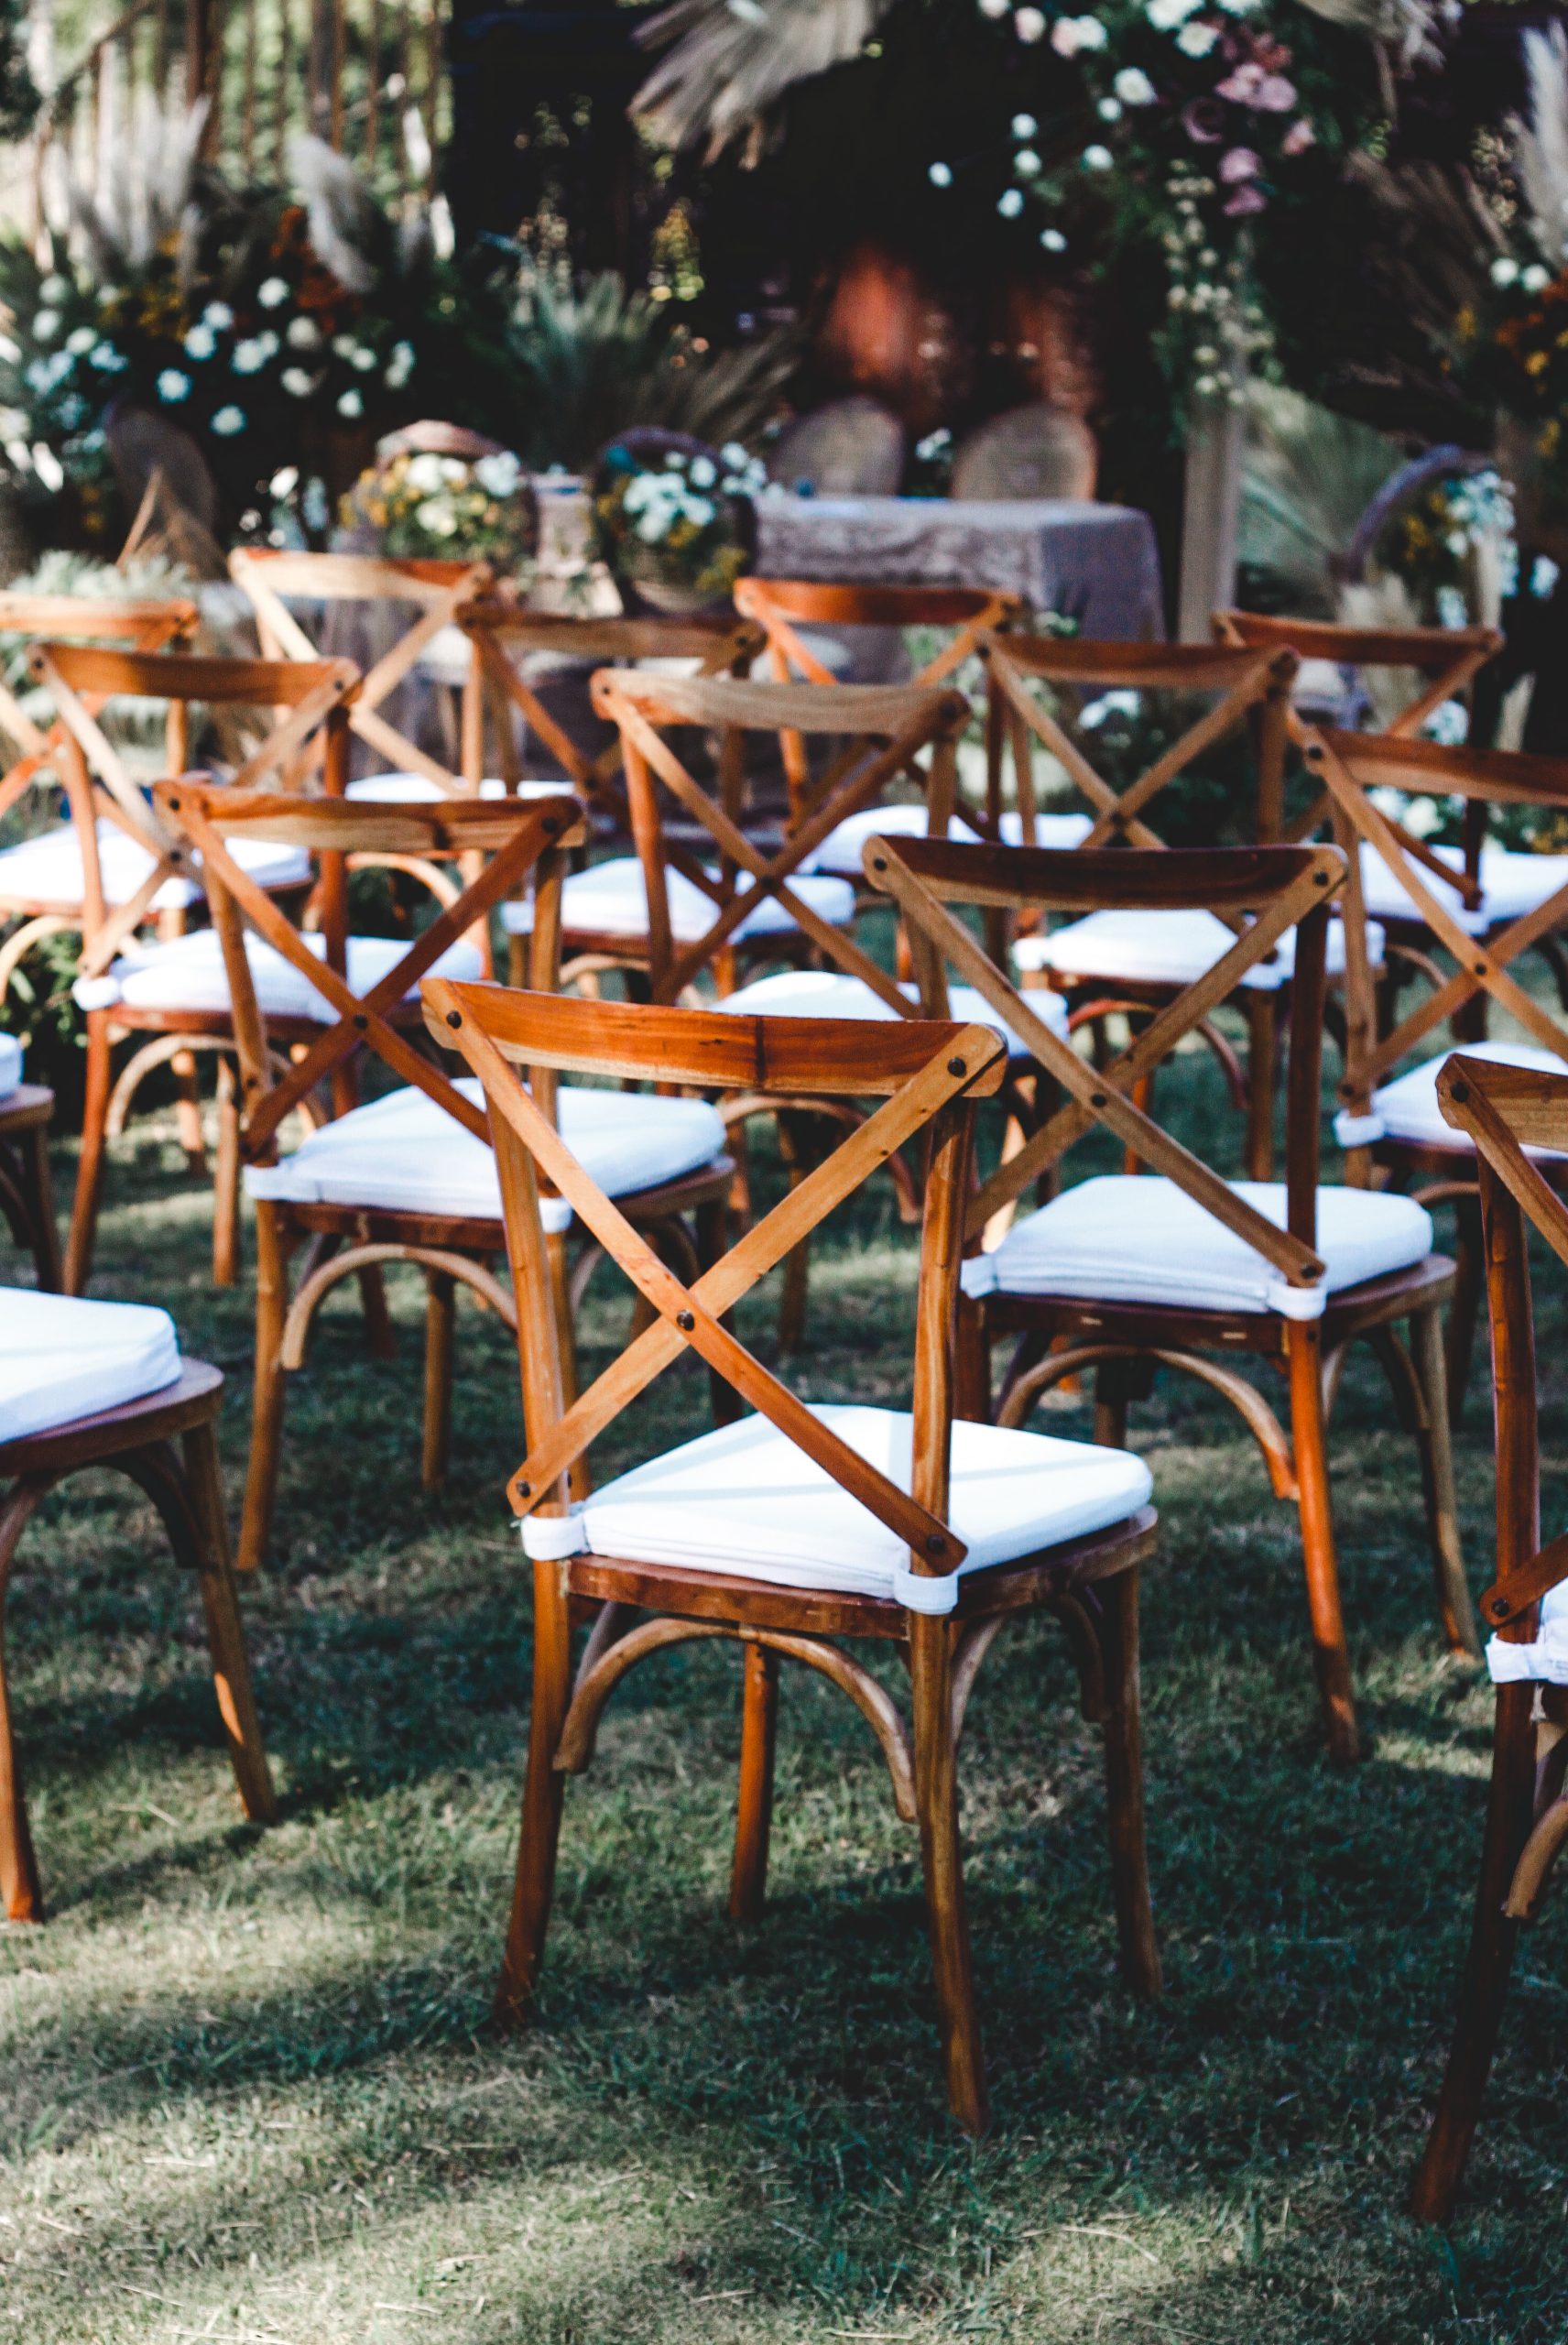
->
xmin=1223 ymin=182 xmax=1266 ymax=215
xmin=1219 ymin=146 xmax=1261 ymax=180
xmin=1255 ymin=72 xmax=1297 ymax=110
xmin=1182 ymin=97 xmax=1226 ymax=142
xmin=1281 ymin=116 xmax=1315 ymax=154
xmin=1215 ymin=61 xmax=1263 ymax=100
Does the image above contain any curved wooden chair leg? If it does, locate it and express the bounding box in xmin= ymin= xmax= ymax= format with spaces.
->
xmin=1408 ymin=1305 xmax=1481 ymax=1660
xmin=494 ymin=1557 xmax=573 ymax=2029
xmin=1095 ymin=1565 xmax=1161 ymax=2000
xmin=17 ymin=1120 xmax=60 ymax=1290
xmin=909 ymin=1612 xmax=989 ymax=2132
xmin=728 ymin=1639 xmax=779 ymax=1925
xmin=1445 ymin=1194 xmax=1486 ymax=1429
xmin=170 ymin=1045 xmax=207 ymax=1175
xmin=239 ymin=1203 xmax=292 ymax=1573
xmin=212 ymin=1055 xmax=242 ymax=1288
xmin=64 ymin=1009 xmax=113 ymax=1294
xmin=357 ymin=1263 xmax=397 ymax=1363
xmin=1286 ymin=1319 xmax=1361 ymax=1763
xmin=0 ymin=1476 xmax=51 ymax=1923
xmin=422 ymin=1268 xmax=456 ymax=1490
xmin=177 ymin=1424 xmax=277 ymax=1824
xmin=1411 ymin=1682 xmax=1536 ymax=2223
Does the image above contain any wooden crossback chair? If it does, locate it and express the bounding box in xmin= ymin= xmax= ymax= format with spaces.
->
xmin=1311 ymin=725 xmax=1568 ymax=1412
xmin=866 ymin=834 xmax=1480 ymax=1762
xmin=0 ymin=591 xmax=197 ymax=1005
xmin=427 ymin=976 xmax=1161 ymax=2131
xmin=1213 ymin=610 xmax=1501 ymax=759
xmin=0 ymin=1059 xmax=60 ymax=1289
xmin=156 ymin=781 xmax=734 ymax=1568
xmin=42 ymin=646 xmax=359 ymax=1292
xmin=1412 ymin=1054 xmax=1568 ymax=2220
xmin=231 ymin=549 xmax=492 ymax=796
xmin=457 ymin=598 xmax=763 ymax=826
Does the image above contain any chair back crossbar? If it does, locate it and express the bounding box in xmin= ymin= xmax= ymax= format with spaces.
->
xmin=593 ymin=668 xmax=969 ymax=1007
xmin=866 ymin=834 xmax=1345 ymax=1279
xmin=156 ymin=781 xmax=584 ymax=1162
xmin=983 ymin=632 xmax=1297 ymax=855
xmin=0 ymin=593 xmax=197 ymax=828
xmin=458 ymin=600 xmax=763 ymax=818
xmin=232 ymin=549 xmax=492 ymax=795
xmin=32 ymin=643 xmax=359 ymax=980
xmin=425 ymin=977 xmax=1007 ymax=1586
xmin=1309 ymin=727 xmax=1568 ymax=1118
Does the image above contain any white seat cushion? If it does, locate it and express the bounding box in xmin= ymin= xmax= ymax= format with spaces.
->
xmin=963 ymin=1174 xmax=1433 ymax=1318
xmin=499 ymin=856 xmax=856 ymax=941
xmin=1358 ymin=842 xmax=1568 ymax=936
xmin=0 ymin=820 xmax=310 ymax=914
xmin=0 ymin=1287 xmax=180 ymax=1444
xmin=802 ymin=803 xmax=1093 ymax=878
xmin=244 ymin=1074 xmax=726 ymax=1235
xmin=522 ymin=1402 xmax=1151 ymax=1611
xmin=72 ymin=927 xmax=483 ymax=1020
xmin=1488 ymin=1580 xmax=1568 ymax=1685
xmin=0 ymin=1032 xmax=19 ymax=1096
xmin=1012 ymin=906 xmax=1377 ymax=991
xmin=1367 ymin=1041 xmax=1568 ymax=1158
xmin=713 ymin=966 xmax=1069 ymax=1062
xmin=344 ymin=771 xmax=538 ymax=803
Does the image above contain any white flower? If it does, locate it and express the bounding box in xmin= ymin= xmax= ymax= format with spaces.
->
xmin=39 ymin=276 xmax=68 ymax=303
xmin=1082 ymin=144 xmax=1115 ymax=169
xmin=1051 ymin=12 xmax=1105 ymax=49
xmin=88 ymin=341 xmax=126 ymax=372
xmin=211 ymin=404 xmax=245 ymax=435
xmin=384 ymin=340 xmax=415 ymax=389
xmin=336 ymin=387 xmax=364 ymax=419
xmin=1015 ymin=6 xmax=1046 ymax=37
xmin=1176 ymin=20 xmax=1218 ymax=52
xmin=1012 ymin=112 xmax=1038 ymax=138
xmin=998 ymin=188 xmax=1025 ymax=217
xmin=232 ymin=338 xmax=267 ymax=374
xmin=416 ymin=497 xmax=459 ymax=538
xmin=474 ymin=452 xmax=522 ymax=496
xmin=1115 ymin=66 xmax=1157 ymax=102
xmin=684 ymin=494 xmax=715 ymax=528
xmin=406 ymin=453 xmax=447 ymax=493
xmin=1490 ymin=257 xmax=1519 ymax=288
xmin=351 ymin=346 xmax=376 ymax=372
xmin=1040 ymin=227 xmax=1068 ymax=251
xmin=257 ymin=331 xmax=280 ymax=357
xmin=286 ymin=317 xmax=321 ymax=349
xmin=257 ymin=277 xmax=289 ymax=309
xmin=1148 ymin=0 xmax=1202 ymax=22
xmin=1522 ymin=263 xmax=1552 ymax=293
xmin=722 ymin=442 xmax=748 ymax=469
xmin=1015 ymin=148 xmax=1041 ymax=175
xmin=1079 ymin=689 xmax=1141 ymax=728
xmin=157 ymin=368 xmax=191 ymax=403
xmin=184 ymin=322 xmax=217 ymax=360
xmin=689 ymin=454 xmax=717 ymax=486
xmin=204 ymin=300 xmax=234 ymax=330
xmin=978 ymin=0 xmax=1010 ymax=16
xmin=332 ymin=333 xmax=358 ymax=357
xmin=280 ymin=366 xmax=316 ymax=397
xmin=65 ymin=325 xmax=96 ymax=355
xmin=32 ymin=310 xmax=59 ymax=342
xmin=1098 ymin=96 xmax=1123 ymax=119
xmin=929 ymin=160 xmax=953 ymax=187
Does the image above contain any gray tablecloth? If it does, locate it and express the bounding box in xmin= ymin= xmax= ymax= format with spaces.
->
xmin=753 ymin=496 xmax=1165 ymax=641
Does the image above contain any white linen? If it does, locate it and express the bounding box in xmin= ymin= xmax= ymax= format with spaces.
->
xmin=1012 ymin=907 xmax=1377 ymax=991
xmin=0 ymin=1032 xmax=19 ymax=1097
xmin=713 ymin=966 xmax=1069 ymax=1061
xmin=1357 ymin=841 xmax=1568 ymax=936
xmin=802 ymin=802 xmax=1093 ymax=878
xmin=962 ymin=1174 xmax=1433 ymax=1318
xmin=500 ymin=855 xmax=855 ymax=940
xmin=0 ymin=1287 xmax=181 ymax=1444
xmin=521 ymin=1402 xmax=1151 ymax=1611
xmin=72 ymin=927 xmax=483 ymax=1020
xmin=0 ymin=819 xmax=310 ymax=913
xmin=1488 ymin=1580 xmax=1568 ymax=1685
xmin=1365 ymin=1041 xmax=1568 ymax=1158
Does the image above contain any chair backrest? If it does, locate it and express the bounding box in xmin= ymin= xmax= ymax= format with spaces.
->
xmin=1436 ymin=1054 xmax=1568 ymax=1729
xmin=457 ymin=599 xmax=764 ymax=820
xmin=1213 ymin=610 xmax=1501 ymax=752
xmin=983 ymin=631 xmax=1297 ymax=853
xmin=0 ymin=592 xmax=198 ymax=827
xmin=734 ymin=578 xmax=1022 ymax=690
xmin=950 ymin=406 xmax=1097 ymax=503
xmin=423 ymin=976 xmax=1006 ymax=1593
xmin=591 ymin=667 xmax=968 ymax=1007
xmin=1307 ymin=726 xmax=1568 ymax=1125
xmin=154 ymin=780 xmax=584 ymax=1165
xmin=231 ymin=549 xmax=493 ymax=795
xmin=866 ymin=833 xmax=1345 ymax=1263
xmin=32 ymin=643 xmax=358 ymax=976
xmin=765 ymin=398 xmax=906 ymax=496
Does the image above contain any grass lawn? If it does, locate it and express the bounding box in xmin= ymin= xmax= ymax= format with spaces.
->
xmin=3 ymin=1032 xmax=1565 ymax=2344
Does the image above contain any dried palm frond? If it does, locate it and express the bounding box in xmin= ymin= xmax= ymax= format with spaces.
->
xmin=1512 ymin=24 xmax=1568 ymax=266
xmin=287 ymin=133 xmax=381 ymax=293
xmin=1345 ymin=153 xmax=1504 ymax=376
xmin=1240 ymin=383 xmax=1405 ymax=614
xmin=1287 ymin=0 xmax=1445 ymax=71
xmin=41 ymin=84 xmax=210 ymax=278
xmin=632 ymin=0 xmax=894 ymax=157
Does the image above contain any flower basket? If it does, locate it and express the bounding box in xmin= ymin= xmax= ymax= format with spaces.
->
xmin=592 ymin=429 xmax=760 ymax=617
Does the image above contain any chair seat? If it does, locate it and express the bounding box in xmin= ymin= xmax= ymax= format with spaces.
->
xmin=962 ymin=1174 xmax=1434 ymax=1318
xmin=244 ymin=1075 xmax=727 ymax=1235
xmin=802 ymin=804 xmax=1093 ymax=878
xmin=713 ymin=966 xmax=1070 ymax=1062
xmin=1366 ymin=1041 xmax=1568 ymax=1158
xmin=1012 ymin=906 xmax=1377 ymax=992
xmin=0 ymin=1032 xmax=19 ymax=1097
xmin=1488 ymin=1580 xmax=1568 ymax=1685
xmin=1358 ymin=842 xmax=1568 ymax=935
xmin=0 ymin=820 xmax=311 ymax=914
xmin=344 ymin=772 xmax=542 ymax=803
xmin=72 ymin=927 xmax=484 ymax=1020
xmin=521 ymin=1401 xmax=1152 ymax=1611
xmin=0 ymin=1287 xmax=180 ymax=1444
xmin=499 ymin=855 xmax=856 ymax=941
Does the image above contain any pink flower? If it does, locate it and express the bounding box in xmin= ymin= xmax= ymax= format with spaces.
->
xmin=1182 ymin=97 xmax=1225 ymax=142
xmin=1281 ymin=116 xmax=1315 ymax=154
xmin=1215 ymin=61 xmax=1263 ymax=100
xmin=1255 ymin=73 xmax=1297 ymax=110
xmin=1224 ymin=183 xmax=1266 ymax=215
xmin=1219 ymin=146 xmax=1261 ymax=180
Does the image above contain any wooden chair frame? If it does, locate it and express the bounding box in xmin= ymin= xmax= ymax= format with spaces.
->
xmin=41 ymin=645 xmax=359 ymax=1292
xmin=1412 ymin=1053 xmax=1568 ymax=2220
xmin=0 ymin=1358 xmax=275 ymax=1922
xmin=867 ymin=833 xmax=1478 ymax=1761
xmin=0 ymin=1083 xmax=60 ymax=1288
xmin=427 ymin=975 xmax=1162 ymax=2132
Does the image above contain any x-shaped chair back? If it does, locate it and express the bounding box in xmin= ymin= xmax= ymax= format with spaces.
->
xmin=424 ymin=977 xmax=1007 ymax=1589
xmin=591 ymin=668 xmax=969 ymax=1008
xmin=33 ymin=642 xmax=358 ymax=980
xmin=1308 ymin=726 xmax=1568 ymax=1121
xmin=0 ymin=592 xmax=197 ymax=830
xmin=866 ymin=833 xmax=1345 ymax=1267
xmin=982 ymin=632 xmax=1298 ymax=854
xmin=456 ymin=598 xmax=763 ymax=821
xmin=153 ymin=780 xmax=585 ymax=1167
xmin=231 ymin=549 xmax=491 ymax=795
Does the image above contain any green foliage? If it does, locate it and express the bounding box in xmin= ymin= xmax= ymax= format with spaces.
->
xmin=1238 ymin=383 xmax=1404 ymax=616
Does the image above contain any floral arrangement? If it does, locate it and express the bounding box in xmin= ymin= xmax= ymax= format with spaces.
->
xmin=1374 ymin=468 xmax=1514 ymax=621
xmin=340 ymin=447 xmax=537 ymax=570
xmin=593 ymin=441 xmax=768 ymax=603
xmin=1457 ymin=258 xmax=1568 ymax=524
